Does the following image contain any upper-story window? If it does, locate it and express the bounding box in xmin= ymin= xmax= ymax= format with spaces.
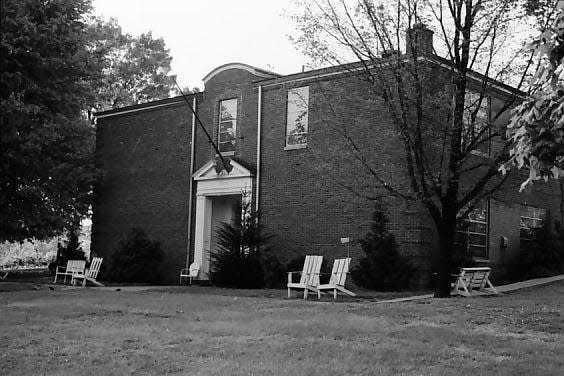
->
xmin=286 ymin=86 xmax=309 ymax=148
xmin=463 ymin=91 xmax=490 ymax=155
xmin=218 ymin=98 xmax=237 ymax=153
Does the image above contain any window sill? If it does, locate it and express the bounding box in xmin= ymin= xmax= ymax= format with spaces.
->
xmin=219 ymin=151 xmax=235 ymax=157
xmin=284 ymin=144 xmax=307 ymax=151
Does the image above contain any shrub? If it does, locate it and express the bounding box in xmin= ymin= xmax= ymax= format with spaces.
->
xmin=48 ymin=226 xmax=86 ymax=275
xmin=351 ymin=208 xmax=413 ymax=290
xmin=507 ymin=220 xmax=564 ymax=281
xmin=106 ymin=228 xmax=164 ymax=284
xmin=210 ymin=200 xmax=279 ymax=289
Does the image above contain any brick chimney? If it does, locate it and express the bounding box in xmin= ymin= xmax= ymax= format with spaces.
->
xmin=406 ymin=23 xmax=434 ymax=55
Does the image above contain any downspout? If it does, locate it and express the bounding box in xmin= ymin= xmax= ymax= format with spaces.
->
xmin=185 ymin=96 xmax=197 ymax=269
xmin=255 ymin=85 xmax=262 ymax=215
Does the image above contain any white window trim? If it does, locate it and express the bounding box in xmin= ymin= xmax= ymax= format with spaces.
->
xmin=456 ymin=201 xmax=489 ymax=259
xmin=284 ymin=144 xmax=307 ymax=151
xmin=218 ymin=98 xmax=237 ymax=154
xmin=519 ymin=206 xmax=546 ymax=240
xmin=285 ymin=86 xmax=309 ymax=148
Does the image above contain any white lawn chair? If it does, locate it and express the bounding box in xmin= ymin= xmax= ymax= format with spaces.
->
xmin=317 ymin=258 xmax=356 ymax=299
xmin=53 ymin=260 xmax=86 ymax=284
xmin=287 ymin=255 xmax=323 ymax=299
xmin=71 ymin=257 xmax=104 ymax=287
xmin=451 ymin=267 xmax=499 ymax=297
xmin=179 ymin=261 xmax=200 ymax=285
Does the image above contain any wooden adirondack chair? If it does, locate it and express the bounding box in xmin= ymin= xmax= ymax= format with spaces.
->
xmin=179 ymin=261 xmax=200 ymax=285
xmin=72 ymin=257 xmax=104 ymax=287
xmin=317 ymin=258 xmax=356 ymax=299
xmin=451 ymin=267 xmax=498 ymax=297
xmin=53 ymin=260 xmax=86 ymax=284
xmin=287 ymin=255 xmax=323 ymax=299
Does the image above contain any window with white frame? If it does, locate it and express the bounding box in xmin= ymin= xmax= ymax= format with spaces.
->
xmin=463 ymin=91 xmax=490 ymax=155
xmin=455 ymin=200 xmax=489 ymax=259
xmin=520 ymin=205 xmax=546 ymax=241
xmin=218 ymin=98 xmax=237 ymax=153
xmin=286 ymin=86 xmax=309 ymax=147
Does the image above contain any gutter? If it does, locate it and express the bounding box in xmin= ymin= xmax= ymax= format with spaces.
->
xmin=256 ymin=85 xmax=263 ymax=215
xmin=185 ymin=97 xmax=197 ymax=269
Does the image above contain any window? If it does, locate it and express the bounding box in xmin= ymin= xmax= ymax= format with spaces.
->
xmin=218 ymin=98 xmax=237 ymax=153
xmin=455 ymin=201 xmax=488 ymax=259
xmin=286 ymin=86 xmax=309 ymax=148
xmin=463 ymin=91 xmax=490 ymax=155
xmin=520 ymin=206 xmax=546 ymax=241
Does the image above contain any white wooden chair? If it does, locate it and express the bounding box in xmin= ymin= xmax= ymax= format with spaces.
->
xmin=287 ymin=255 xmax=323 ymax=299
xmin=451 ymin=267 xmax=499 ymax=297
xmin=179 ymin=261 xmax=200 ymax=285
xmin=317 ymin=258 xmax=356 ymax=299
xmin=71 ymin=258 xmax=104 ymax=287
xmin=53 ymin=260 xmax=86 ymax=284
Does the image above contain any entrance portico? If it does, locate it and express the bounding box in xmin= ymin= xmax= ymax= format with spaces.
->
xmin=193 ymin=160 xmax=254 ymax=280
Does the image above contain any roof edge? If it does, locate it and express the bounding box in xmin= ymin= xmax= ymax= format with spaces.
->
xmin=94 ymin=93 xmax=202 ymax=119
xmin=202 ymin=62 xmax=280 ymax=84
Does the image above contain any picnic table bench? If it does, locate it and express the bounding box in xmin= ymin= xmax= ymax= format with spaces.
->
xmin=451 ymin=267 xmax=499 ymax=297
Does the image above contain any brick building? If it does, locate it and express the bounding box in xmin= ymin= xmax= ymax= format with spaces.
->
xmin=92 ymin=31 xmax=563 ymax=286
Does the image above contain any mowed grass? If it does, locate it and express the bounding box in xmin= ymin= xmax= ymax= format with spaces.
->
xmin=1 ymin=282 xmax=563 ymax=376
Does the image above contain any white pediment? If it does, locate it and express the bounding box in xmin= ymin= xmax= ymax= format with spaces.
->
xmin=193 ymin=159 xmax=253 ymax=181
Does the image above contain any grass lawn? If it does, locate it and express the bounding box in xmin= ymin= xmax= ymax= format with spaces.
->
xmin=1 ymin=281 xmax=563 ymax=375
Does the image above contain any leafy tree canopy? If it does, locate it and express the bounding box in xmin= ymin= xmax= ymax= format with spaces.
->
xmin=504 ymin=1 xmax=564 ymax=189
xmin=87 ymin=17 xmax=177 ymax=111
xmin=0 ymin=0 xmax=177 ymax=242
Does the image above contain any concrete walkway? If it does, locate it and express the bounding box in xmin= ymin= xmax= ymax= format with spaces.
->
xmin=376 ymin=273 xmax=564 ymax=303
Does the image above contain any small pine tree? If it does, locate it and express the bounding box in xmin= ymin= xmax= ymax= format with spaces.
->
xmin=49 ymin=225 xmax=86 ymax=275
xmin=520 ymin=220 xmax=564 ymax=278
xmin=210 ymin=196 xmax=280 ymax=288
xmin=351 ymin=208 xmax=413 ymax=290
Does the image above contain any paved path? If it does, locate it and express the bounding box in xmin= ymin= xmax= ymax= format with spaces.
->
xmin=12 ymin=273 xmax=562 ymax=300
xmin=377 ymin=273 xmax=564 ymax=303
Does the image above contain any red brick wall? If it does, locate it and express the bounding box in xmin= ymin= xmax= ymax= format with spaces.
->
xmin=259 ymin=75 xmax=434 ymax=286
xmin=93 ymin=65 xmax=563 ymax=287
xmin=92 ymin=100 xmax=196 ymax=282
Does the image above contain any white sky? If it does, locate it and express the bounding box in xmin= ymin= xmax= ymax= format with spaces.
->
xmin=92 ymin=0 xmax=308 ymax=90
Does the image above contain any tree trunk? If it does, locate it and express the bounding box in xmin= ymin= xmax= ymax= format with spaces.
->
xmin=434 ymin=210 xmax=457 ymax=298
xmin=435 ymin=226 xmax=454 ymax=297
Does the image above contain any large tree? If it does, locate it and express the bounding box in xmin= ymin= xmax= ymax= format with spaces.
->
xmin=0 ymin=0 xmax=177 ymax=243
xmin=0 ymin=0 xmax=99 ymax=242
xmin=87 ymin=17 xmax=177 ymax=111
xmin=290 ymin=0 xmax=544 ymax=296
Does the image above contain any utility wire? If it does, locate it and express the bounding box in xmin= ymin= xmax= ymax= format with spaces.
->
xmin=173 ymin=80 xmax=232 ymax=172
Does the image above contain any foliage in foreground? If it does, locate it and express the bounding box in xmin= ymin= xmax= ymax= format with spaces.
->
xmin=351 ymin=208 xmax=413 ymax=291
xmin=0 ymin=0 xmax=177 ymax=243
xmin=105 ymin=228 xmax=164 ymax=283
xmin=48 ymin=225 xmax=87 ymax=276
xmin=210 ymin=201 xmax=281 ymax=289
xmin=504 ymin=1 xmax=564 ymax=188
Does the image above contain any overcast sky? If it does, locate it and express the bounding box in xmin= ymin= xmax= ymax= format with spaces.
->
xmin=92 ymin=0 xmax=308 ymax=90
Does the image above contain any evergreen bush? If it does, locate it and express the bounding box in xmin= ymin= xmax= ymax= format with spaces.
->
xmin=351 ymin=208 xmax=413 ymax=290
xmin=48 ymin=225 xmax=86 ymax=275
xmin=506 ymin=220 xmax=564 ymax=281
xmin=210 ymin=199 xmax=280 ymax=288
xmin=106 ymin=228 xmax=164 ymax=284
